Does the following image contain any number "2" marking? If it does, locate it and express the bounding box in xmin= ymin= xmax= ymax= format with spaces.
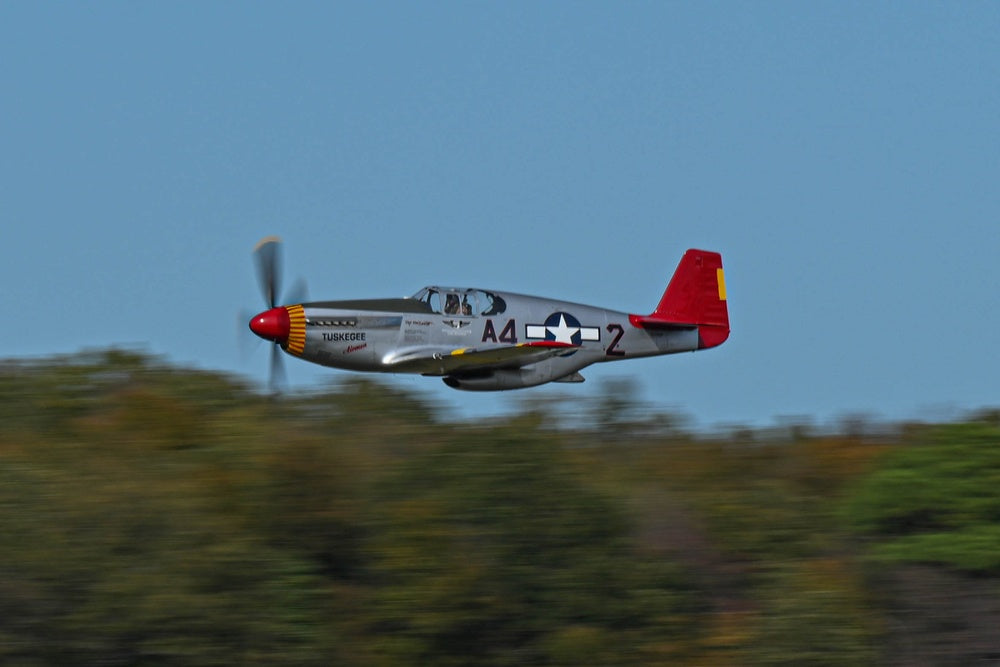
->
xmin=606 ymin=323 xmax=625 ymax=356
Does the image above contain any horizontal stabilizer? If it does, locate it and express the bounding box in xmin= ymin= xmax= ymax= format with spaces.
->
xmin=626 ymin=319 xmax=697 ymax=331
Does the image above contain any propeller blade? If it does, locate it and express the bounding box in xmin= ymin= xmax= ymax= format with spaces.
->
xmin=237 ymin=309 xmax=262 ymax=362
xmin=250 ymin=237 xmax=296 ymax=395
xmin=284 ymin=277 xmax=309 ymax=306
xmin=269 ymin=343 xmax=287 ymax=394
xmin=253 ymin=236 xmax=282 ymax=308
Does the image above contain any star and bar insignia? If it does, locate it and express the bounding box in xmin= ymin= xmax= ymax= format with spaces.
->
xmin=525 ymin=312 xmax=600 ymax=345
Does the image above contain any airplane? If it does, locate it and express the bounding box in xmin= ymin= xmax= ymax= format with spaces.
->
xmin=248 ymin=237 xmax=729 ymax=391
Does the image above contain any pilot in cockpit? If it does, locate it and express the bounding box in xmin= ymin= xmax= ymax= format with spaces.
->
xmin=444 ymin=293 xmax=460 ymax=314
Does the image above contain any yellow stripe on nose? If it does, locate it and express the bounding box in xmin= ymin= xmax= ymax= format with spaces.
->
xmin=285 ymin=304 xmax=307 ymax=355
xmin=717 ymin=268 xmax=727 ymax=301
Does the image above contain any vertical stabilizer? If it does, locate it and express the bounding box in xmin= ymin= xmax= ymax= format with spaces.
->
xmin=628 ymin=249 xmax=729 ymax=349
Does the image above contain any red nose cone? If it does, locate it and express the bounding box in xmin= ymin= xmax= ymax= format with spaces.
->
xmin=249 ymin=307 xmax=291 ymax=343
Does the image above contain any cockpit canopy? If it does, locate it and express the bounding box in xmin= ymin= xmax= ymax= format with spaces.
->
xmin=410 ymin=287 xmax=507 ymax=317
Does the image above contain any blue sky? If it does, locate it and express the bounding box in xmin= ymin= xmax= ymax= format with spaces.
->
xmin=3 ymin=3 xmax=998 ymax=428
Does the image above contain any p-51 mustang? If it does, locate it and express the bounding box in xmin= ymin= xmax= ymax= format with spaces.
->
xmin=248 ymin=237 xmax=729 ymax=391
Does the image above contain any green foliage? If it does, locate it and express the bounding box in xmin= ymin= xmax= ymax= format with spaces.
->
xmin=742 ymin=560 xmax=878 ymax=665
xmin=0 ymin=444 xmax=334 ymax=664
xmin=844 ymin=423 xmax=1000 ymax=572
xmin=362 ymin=426 xmax=698 ymax=664
xmin=2 ymin=350 xmax=1000 ymax=663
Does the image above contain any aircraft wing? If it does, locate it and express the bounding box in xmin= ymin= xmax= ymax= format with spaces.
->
xmin=383 ymin=341 xmax=578 ymax=376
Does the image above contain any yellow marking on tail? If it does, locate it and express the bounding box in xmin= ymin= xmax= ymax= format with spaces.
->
xmin=717 ymin=268 xmax=727 ymax=301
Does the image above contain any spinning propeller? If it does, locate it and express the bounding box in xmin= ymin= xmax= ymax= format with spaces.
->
xmin=249 ymin=236 xmax=306 ymax=392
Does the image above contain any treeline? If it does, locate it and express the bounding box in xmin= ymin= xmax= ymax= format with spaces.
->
xmin=1 ymin=350 xmax=999 ymax=665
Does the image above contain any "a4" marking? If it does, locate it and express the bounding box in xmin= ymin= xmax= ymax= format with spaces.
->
xmin=482 ymin=319 xmax=517 ymax=344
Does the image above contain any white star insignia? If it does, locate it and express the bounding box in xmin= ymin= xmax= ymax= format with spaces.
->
xmin=546 ymin=314 xmax=579 ymax=344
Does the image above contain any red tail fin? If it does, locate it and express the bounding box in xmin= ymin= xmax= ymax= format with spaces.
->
xmin=628 ymin=249 xmax=730 ymax=349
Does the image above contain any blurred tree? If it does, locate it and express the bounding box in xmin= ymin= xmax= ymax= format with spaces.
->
xmin=257 ymin=436 xmax=371 ymax=580
xmin=844 ymin=422 xmax=1000 ymax=663
xmin=845 ymin=423 xmax=1000 ymax=573
xmin=744 ymin=560 xmax=877 ymax=665
xmin=3 ymin=349 xmax=1000 ymax=664
xmin=360 ymin=423 xmax=700 ymax=665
